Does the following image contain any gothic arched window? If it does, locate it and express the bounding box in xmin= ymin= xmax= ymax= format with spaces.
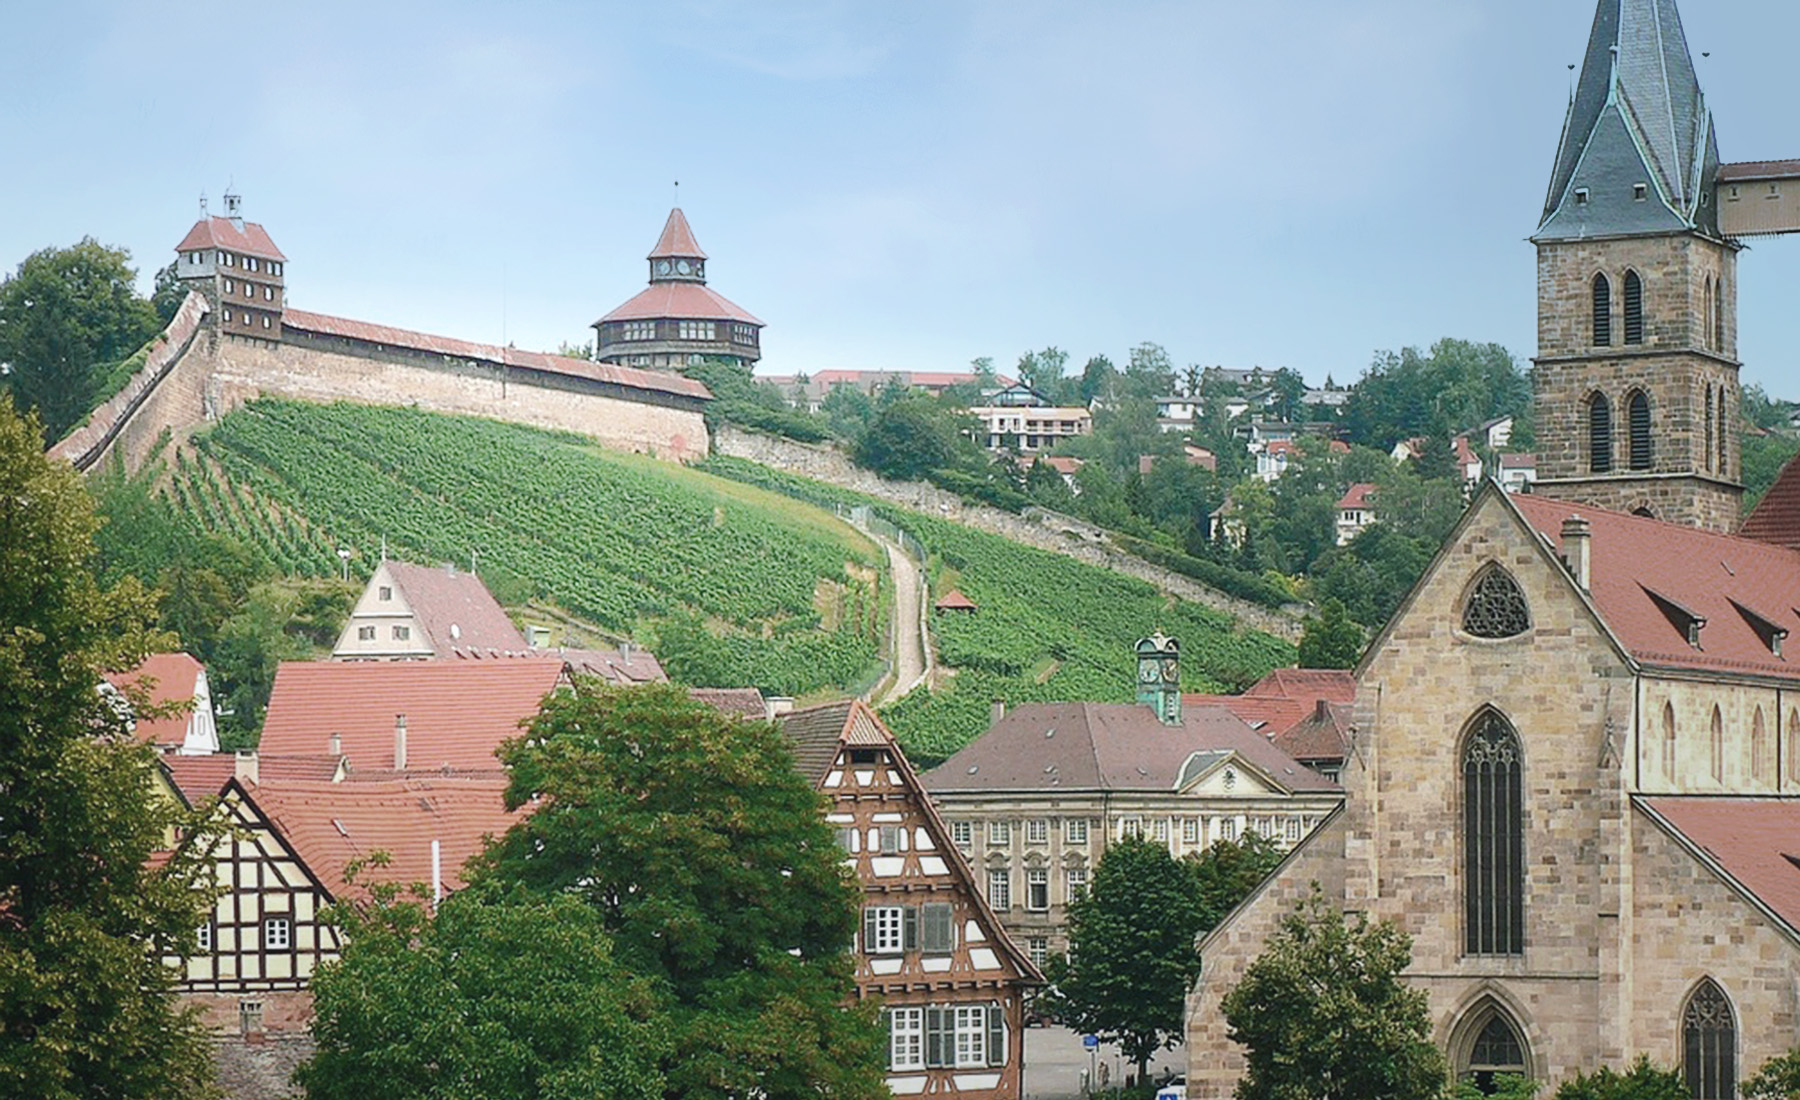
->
xmin=1791 ymin=708 xmax=1800 ymax=784
xmin=1710 ymin=706 xmax=1725 ymax=783
xmin=1459 ymin=1004 xmax=1531 ymax=1095
xmin=1464 ymin=711 xmax=1524 ymax=956
xmin=1462 ymin=568 xmax=1531 ymax=639
xmin=1663 ymin=702 xmax=1678 ymax=782
xmin=1714 ymin=276 xmax=1726 ymax=351
xmin=1682 ymin=980 xmax=1736 ymax=1100
xmin=1592 ymin=273 xmax=1612 ymax=347
xmin=1628 ymin=390 xmax=1652 ymax=471
xmin=1704 ymin=276 xmax=1715 ymax=350
xmin=1717 ymin=393 xmax=1729 ymax=478
xmin=1624 ymin=270 xmax=1645 ymax=344
xmin=1752 ymin=708 xmax=1770 ymax=786
xmin=1588 ymin=393 xmax=1613 ymax=473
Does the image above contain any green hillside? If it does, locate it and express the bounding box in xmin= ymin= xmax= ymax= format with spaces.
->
xmin=700 ymin=457 xmax=1298 ymax=762
xmin=169 ymin=399 xmax=886 ymax=696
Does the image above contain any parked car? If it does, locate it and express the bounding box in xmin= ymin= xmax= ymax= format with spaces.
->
xmin=1155 ymin=1074 xmax=1187 ymax=1100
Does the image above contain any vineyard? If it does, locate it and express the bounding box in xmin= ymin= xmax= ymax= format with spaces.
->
xmin=166 ymin=400 xmax=886 ymax=695
xmin=700 ymin=457 xmax=1298 ymax=762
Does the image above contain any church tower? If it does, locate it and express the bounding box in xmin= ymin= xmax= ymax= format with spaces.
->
xmin=1531 ymin=0 xmax=1742 ymax=532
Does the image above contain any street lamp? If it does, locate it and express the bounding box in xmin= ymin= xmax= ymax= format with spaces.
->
xmin=337 ymin=547 xmax=351 ymax=582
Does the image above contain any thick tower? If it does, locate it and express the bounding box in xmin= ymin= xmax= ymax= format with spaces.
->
xmin=593 ymin=209 xmax=764 ymax=370
xmin=1532 ymin=0 xmax=1742 ymax=531
xmin=172 ymin=192 xmax=287 ymax=342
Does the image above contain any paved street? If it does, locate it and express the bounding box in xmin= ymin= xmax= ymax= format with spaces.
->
xmin=1023 ymin=1025 xmax=1185 ymax=1100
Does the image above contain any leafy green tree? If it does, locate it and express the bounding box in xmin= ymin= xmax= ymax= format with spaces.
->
xmin=1340 ymin=339 xmax=1527 ymax=452
xmin=1079 ymin=353 xmax=1117 ymax=405
xmin=1189 ymin=832 xmax=1287 ymax=930
xmin=1222 ymin=890 xmax=1446 ymax=1100
xmin=1744 ymin=1045 xmax=1800 ymax=1100
xmin=300 ymin=883 xmax=669 ymax=1100
xmin=555 ymin=339 xmax=596 ymax=360
xmin=1308 ymin=524 xmax=1436 ymax=634
xmin=1123 ymin=341 xmax=1176 ymax=400
xmin=1452 ymin=1074 xmax=1538 ymax=1100
xmin=0 ymin=239 xmax=161 ymax=441
xmin=819 ymin=381 xmax=875 ymax=440
xmin=1743 ymin=431 xmax=1800 ymax=514
xmin=853 ymin=394 xmax=969 ymax=481
xmin=1044 ymin=836 xmax=1205 ymax=1085
xmin=0 ymin=395 xmax=219 ymax=1099
xmin=680 ymin=358 xmax=829 ymax=443
xmin=1549 ymin=1058 xmax=1686 ymax=1100
xmin=152 ymin=261 xmax=186 ymax=325
xmin=1297 ymin=598 xmax=1364 ymax=668
xmin=473 ymin=682 xmax=886 ymax=1100
xmin=1017 ymin=346 xmax=1070 ymax=403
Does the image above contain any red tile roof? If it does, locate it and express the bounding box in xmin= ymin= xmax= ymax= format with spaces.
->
xmin=281 ymin=309 xmax=712 ymax=400
xmin=173 ymin=216 xmax=286 ymax=261
xmin=1639 ymin=796 xmax=1800 ymax=937
xmin=550 ymin=646 xmax=668 ymax=684
xmin=648 ymin=208 xmax=707 ymax=260
xmin=1336 ymin=483 xmax=1376 ymax=511
xmin=688 ymin=686 xmax=768 ymax=719
xmin=260 ymin=659 xmax=564 ymax=771
xmin=595 ymin=281 xmax=764 ymax=326
xmin=1185 ymin=668 xmax=1356 ymax=745
xmin=1740 ymin=453 xmax=1800 ymax=550
xmin=1499 ymin=452 xmax=1537 ymax=470
xmin=922 ymin=702 xmax=1338 ymax=794
xmin=934 ymin=588 xmax=977 ymax=611
xmin=109 ymin=653 xmax=203 ymax=748
xmin=162 ymin=753 xmax=238 ymax=805
xmin=1246 ymin=668 xmax=1357 ymax=701
xmin=247 ymin=774 xmax=520 ymax=900
xmin=384 ymin=562 xmax=527 ymax=656
xmin=1718 ymin=160 xmax=1800 ymax=182
xmin=1273 ymin=700 xmax=1354 ymax=767
xmin=1510 ymin=493 xmax=1800 ymax=680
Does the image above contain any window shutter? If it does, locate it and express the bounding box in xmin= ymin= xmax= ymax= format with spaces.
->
xmin=922 ymin=902 xmax=953 ymax=954
xmin=903 ymin=906 xmax=919 ymax=952
xmin=926 ymin=1007 xmax=947 ymax=1068
xmin=883 ymin=1009 xmax=895 ymax=1069
xmin=987 ymin=1004 xmax=1005 ymax=1067
xmin=862 ymin=908 xmax=877 ymax=954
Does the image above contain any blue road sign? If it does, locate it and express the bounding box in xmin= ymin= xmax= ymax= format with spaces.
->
xmin=1082 ymin=1035 xmax=1100 ymax=1049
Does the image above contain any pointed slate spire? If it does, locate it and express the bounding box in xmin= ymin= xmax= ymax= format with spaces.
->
xmin=1536 ymin=0 xmax=1720 ymax=241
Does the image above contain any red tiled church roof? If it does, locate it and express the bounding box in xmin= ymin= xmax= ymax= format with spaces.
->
xmin=173 ymin=216 xmax=286 ymax=261
xmin=281 ymin=309 xmax=712 ymax=400
xmin=260 ymin=658 xmax=564 ymax=771
xmin=1640 ymin=797 xmax=1800 ymax=938
xmin=595 ymin=281 xmax=763 ymax=326
xmin=1740 ymin=454 xmax=1800 ymax=550
xmin=648 ymin=208 xmax=708 ymax=260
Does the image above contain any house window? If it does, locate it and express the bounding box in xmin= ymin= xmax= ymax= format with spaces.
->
xmin=222 ymin=309 xmax=232 ymax=323
xmin=835 ymin=826 xmax=855 ymax=853
xmin=888 ymin=1007 xmax=925 ymax=1071
xmin=1458 ymin=1005 xmax=1530 ymax=1092
xmin=879 ymin=825 xmax=902 ymax=854
xmin=392 ymin=625 xmax=411 ymax=641
xmin=224 ymin=278 xmax=235 ymax=293
xmin=239 ymin=1000 xmax=264 ymax=1035
xmin=378 ymin=585 xmax=393 ymax=601
xmin=951 ymin=821 xmax=972 ymax=848
xmin=622 ymin=320 xmax=655 ymax=341
xmin=919 ymin=902 xmax=955 ymax=954
xmin=1717 ymin=395 xmax=1729 ymax=478
xmin=1065 ymin=819 xmax=1088 ymax=845
xmin=1219 ymin=817 xmax=1238 ymax=841
xmin=1627 ymin=390 xmax=1652 ymax=470
xmin=1182 ymin=817 xmax=1200 ymax=845
xmin=264 ymin=917 xmax=291 ymax=951
xmin=1752 ymin=708 xmax=1770 ymax=785
xmin=1714 ymin=277 xmax=1725 ymax=350
xmin=988 ymin=869 xmax=1010 ymax=911
xmin=1028 ymin=936 xmax=1048 ymax=968
xmin=954 ymin=1006 xmax=994 ymax=1068
xmin=1624 ymin=270 xmax=1645 ymax=344
xmin=1682 ymin=980 xmax=1736 ymax=1100
xmin=1463 ymin=710 xmax=1524 ymax=956
xmin=1588 ymin=392 xmax=1613 ymax=473
xmin=678 ymin=320 xmax=716 ymax=341
xmin=1153 ymin=818 xmax=1170 ymax=843
xmin=1025 ymin=819 xmax=1048 ymax=844
xmin=1026 ymin=869 xmax=1049 ymax=911
xmin=1709 ymin=707 xmax=1724 ymax=782
xmin=1663 ymin=702 xmax=1678 ymax=781
xmin=1284 ymin=817 xmax=1302 ymax=843
xmin=197 ymin=921 xmax=213 ymax=953
xmin=1119 ymin=817 xmax=1142 ymax=839
xmin=1065 ymin=868 xmax=1087 ymax=901
xmin=1633 ymin=182 xmax=1648 ymax=202
xmin=988 ymin=821 xmax=1010 ymax=846
xmin=1575 ymin=187 xmax=1590 ymax=205
xmin=1592 ymin=273 xmax=1612 ymax=346
xmin=357 ymin=625 xmax=376 ymax=641
xmin=1463 ymin=567 xmax=1530 ymax=639
xmin=864 ymin=905 xmax=914 ymax=954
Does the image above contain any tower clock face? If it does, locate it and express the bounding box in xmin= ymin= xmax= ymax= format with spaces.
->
xmin=1138 ymin=661 xmax=1160 ymax=683
xmin=676 ymin=259 xmax=691 ymax=275
xmin=1161 ymin=658 xmax=1180 ymax=682
xmin=657 ymin=260 xmax=672 ymax=275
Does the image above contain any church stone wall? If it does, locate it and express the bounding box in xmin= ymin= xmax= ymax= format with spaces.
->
xmin=1634 ymin=678 xmax=1800 ymax=796
xmin=64 ymin=324 xmax=708 ymax=474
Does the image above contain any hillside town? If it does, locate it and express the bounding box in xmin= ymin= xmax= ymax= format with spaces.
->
xmin=5 ymin=3 xmax=1800 ymax=1100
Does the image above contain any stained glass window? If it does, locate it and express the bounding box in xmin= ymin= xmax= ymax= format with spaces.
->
xmin=1464 ymin=711 xmax=1524 ymax=956
xmin=1464 ymin=569 xmax=1531 ymax=639
xmin=1683 ymin=981 xmax=1735 ymax=1100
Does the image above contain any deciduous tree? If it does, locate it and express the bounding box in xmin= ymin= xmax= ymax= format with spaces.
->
xmin=1744 ymin=1046 xmax=1800 ymax=1100
xmin=1297 ymin=598 xmax=1364 ymax=669
xmin=0 ymin=395 xmax=219 ymax=1099
xmin=1549 ymin=1058 xmax=1686 ymax=1100
xmin=1222 ymin=890 xmax=1446 ymax=1100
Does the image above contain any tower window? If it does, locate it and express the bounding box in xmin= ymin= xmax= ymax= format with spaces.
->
xmin=1591 ymin=273 xmax=1612 ymax=347
xmin=1633 ymin=183 xmax=1648 ymax=202
xmin=1624 ymin=271 xmax=1645 ymax=344
xmin=1575 ymin=188 xmax=1590 ymax=205
xmin=1463 ymin=710 xmax=1524 ymax=956
xmin=1682 ymin=980 xmax=1736 ymax=1100
xmin=1588 ymin=392 xmax=1613 ymax=473
xmin=1627 ymin=390 xmax=1652 ymax=470
xmin=1713 ymin=277 xmax=1725 ymax=350
xmin=1717 ymin=394 xmax=1729 ymax=477
xmin=1705 ymin=386 xmax=1716 ymax=472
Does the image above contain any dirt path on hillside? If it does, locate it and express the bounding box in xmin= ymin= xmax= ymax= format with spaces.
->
xmin=871 ymin=532 xmax=930 ymax=704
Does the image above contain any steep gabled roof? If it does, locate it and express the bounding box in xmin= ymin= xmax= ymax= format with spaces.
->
xmin=260 ymin=658 xmax=564 ymax=771
xmin=1639 ymin=797 xmax=1800 ymax=942
xmin=108 ymin=653 xmax=204 ymax=748
xmin=1740 ymin=454 xmax=1800 ymax=550
xmin=648 ymin=208 xmax=708 ymax=261
xmin=779 ymin=699 xmax=859 ymax=785
xmin=173 ymin=216 xmax=286 ymax=261
xmin=383 ymin=562 xmax=528 ymax=656
xmin=1537 ymin=0 xmax=1720 ymax=240
xmin=1336 ymin=483 xmax=1377 ymax=511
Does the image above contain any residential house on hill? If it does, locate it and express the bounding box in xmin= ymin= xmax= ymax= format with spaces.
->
xmin=921 ymin=641 xmax=1341 ymax=958
xmin=107 ymin=652 xmax=219 ymax=755
xmin=1334 ymin=482 xmax=1377 ymax=546
xmin=970 ymin=404 xmax=1092 ymax=454
xmin=333 ymin=561 xmax=528 ymax=660
xmin=780 ymin=700 xmax=1040 ymax=1100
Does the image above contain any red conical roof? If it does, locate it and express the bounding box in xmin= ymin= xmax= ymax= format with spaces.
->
xmin=647 ymin=208 xmax=707 ymax=261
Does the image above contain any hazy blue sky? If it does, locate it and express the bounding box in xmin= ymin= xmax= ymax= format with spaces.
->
xmin=3 ymin=1 xmax=1796 ymax=395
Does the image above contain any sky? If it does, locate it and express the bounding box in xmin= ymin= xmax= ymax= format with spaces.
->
xmin=3 ymin=0 xmax=1797 ymax=397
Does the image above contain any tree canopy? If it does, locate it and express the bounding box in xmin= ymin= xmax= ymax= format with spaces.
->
xmin=0 ymin=239 xmax=161 ymax=442
xmin=1222 ymin=890 xmax=1446 ymax=1100
xmin=1548 ymin=1059 xmax=1686 ymax=1100
xmin=0 ymin=395 xmax=219 ymax=1099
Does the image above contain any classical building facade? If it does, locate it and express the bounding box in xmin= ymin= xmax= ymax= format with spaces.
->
xmin=593 ymin=208 xmax=764 ymax=369
xmin=1189 ymin=4 xmax=1800 ymax=1094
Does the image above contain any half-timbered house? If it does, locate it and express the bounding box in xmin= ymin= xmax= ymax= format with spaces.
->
xmin=780 ymin=700 xmax=1041 ymax=1100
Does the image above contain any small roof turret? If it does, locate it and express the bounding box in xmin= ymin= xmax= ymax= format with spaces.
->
xmin=647 ymin=208 xmax=708 ymax=262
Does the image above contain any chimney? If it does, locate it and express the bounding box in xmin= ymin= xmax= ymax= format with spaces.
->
xmin=328 ymin=732 xmax=342 ymax=757
xmin=1562 ymin=515 xmax=1592 ymax=593
xmin=991 ymin=699 xmax=1006 ymax=726
xmin=233 ymin=750 xmax=259 ymax=785
xmin=764 ymin=695 xmax=794 ymax=720
xmin=394 ymin=714 xmax=408 ymax=770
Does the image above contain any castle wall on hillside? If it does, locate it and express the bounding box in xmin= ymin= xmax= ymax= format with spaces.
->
xmin=715 ymin=425 xmax=1306 ymax=640
xmin=53 ymin=312 xmax=709 ymax=474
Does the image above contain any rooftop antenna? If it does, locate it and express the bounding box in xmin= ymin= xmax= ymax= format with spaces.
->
xmin=673 ymin=179 xmax=680 ymax=208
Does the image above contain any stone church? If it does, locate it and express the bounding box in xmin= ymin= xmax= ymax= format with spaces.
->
xmin=1188 ymin=1 xmax=1800 ymax=1095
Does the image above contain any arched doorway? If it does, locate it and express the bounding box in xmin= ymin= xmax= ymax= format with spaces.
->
xmin=1455 ymin=1001 xmax=1531 ymax=1095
